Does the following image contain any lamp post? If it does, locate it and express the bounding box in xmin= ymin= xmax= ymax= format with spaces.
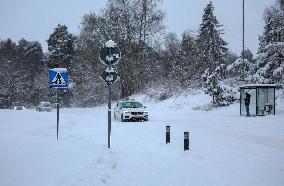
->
xmin=242 ymin=0 xmax=245 ymax=80
xmin=238 ymin=0 xmax=246 ymax=86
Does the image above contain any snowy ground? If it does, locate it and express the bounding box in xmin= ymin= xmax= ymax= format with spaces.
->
xmin=0 ymin=93 xmax=284 ymax=186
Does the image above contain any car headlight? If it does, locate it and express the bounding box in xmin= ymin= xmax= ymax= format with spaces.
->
xmin=144 ymin=111 xmax=148 ymax=113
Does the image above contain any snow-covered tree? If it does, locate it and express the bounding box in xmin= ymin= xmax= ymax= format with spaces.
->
xmin=47 ymin=24 xmax=75 ymax=106
xmin=163 ymin=33 xmax=181 ymax=81
xmin=242 ymin=48 xmax=255 ymax=63
xmin=18 ymin=39 xmax=44 ymax=105
xmin=249 ymin=1 xmax=284 ymax=87
xmin=227 ymin=58 xmax=256 ymax=79
xmin=47 ymin=24 xmax=75 ymax=68
xmin=178 ymin=30 xmax=198 ymax=86
xmin=195 ymin=1 xmax=228 ymax=77
xmin=203 ymin=64 xmax=237 ymax=106
xmin=77 ymin=0 xmax=165 ymax=99
xmin=0 ymin=39 xmax=24 ymax=102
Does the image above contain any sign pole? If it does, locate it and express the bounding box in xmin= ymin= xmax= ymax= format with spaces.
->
xmin=99 ymin=40 xmax=121 ymax=149
xmin=49 ymin=68 xmax=68 ymax=141
xmin=108 ymin=47 xmax=112 ymax=149
xmin=56 ymin=90 xmax=59 ymax=140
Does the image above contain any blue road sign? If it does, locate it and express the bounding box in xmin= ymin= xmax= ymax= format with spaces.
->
xmin=49 ymin=68 xmax=68 ymax=89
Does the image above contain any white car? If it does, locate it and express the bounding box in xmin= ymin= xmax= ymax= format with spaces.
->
xmin=114 ymin=99 xmax=148 ymax=122
xmin=13 ymin=102 xmax=24 ymax=110
xmin=36 ymin=102 xmax=52 ymax=112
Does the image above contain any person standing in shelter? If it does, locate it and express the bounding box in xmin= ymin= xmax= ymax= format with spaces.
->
xmin=244 ymin=92 xmax=251 ymax=116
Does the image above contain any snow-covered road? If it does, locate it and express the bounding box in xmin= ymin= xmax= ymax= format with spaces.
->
xmin=0 ymin=94 xmax=284 ymax=186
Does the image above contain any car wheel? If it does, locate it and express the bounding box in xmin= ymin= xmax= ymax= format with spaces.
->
xmin=121 ymin=114 xmax=125 ymax=122
xmin=114 ymin=113 xmax=116 ymax=119
xmin=144 ymin=116 xmax=148 ymax=122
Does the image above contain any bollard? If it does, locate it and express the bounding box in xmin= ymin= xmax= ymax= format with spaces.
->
xmin=184 ymin=132 xmax=189 ymax=151
xmin=166 ymin=126 xmax=170 ymax=144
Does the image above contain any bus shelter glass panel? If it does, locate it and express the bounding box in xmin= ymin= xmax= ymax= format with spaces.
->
xmin=241 ymin=88 xmax=256 ymax=116
xmin=257 ymin=88 xmax=275 ymax=115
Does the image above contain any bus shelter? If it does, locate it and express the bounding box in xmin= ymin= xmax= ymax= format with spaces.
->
xmin=239 ymin=84 xmax=277 ymax=116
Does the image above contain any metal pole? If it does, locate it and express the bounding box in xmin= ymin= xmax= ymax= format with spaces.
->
xmin=108 ymin=47 xmax=112 ymax=148
xmin=57 ymin=90 xmax=59 ymax=140
xmin=166 ymin=126 xmax=170 ymax=144
xmin=240 ymin=88 xmax=242 ymax=116
xmin=242 ymin=0 xmax=245 ymax=80
xmin=184 ymin=132 xmax=189 ymax=151
xmin=273 ymin=87 xmax=275 ymax=115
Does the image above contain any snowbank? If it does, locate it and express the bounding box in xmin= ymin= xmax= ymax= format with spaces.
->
xmin=0 ymin=93 xmax=283 ymax=186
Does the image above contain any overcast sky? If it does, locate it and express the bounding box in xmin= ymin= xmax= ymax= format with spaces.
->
xmin=0 ymin=0 xmax=275 ymax=55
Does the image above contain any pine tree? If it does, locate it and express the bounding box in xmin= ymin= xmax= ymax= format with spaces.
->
xmin=196 ymin=1 xmax=228 ymax=77
xmin=202 ymin=64 xmax=237 ymax=106
xmin=18 ymin=39 xmax=44 ymax=105
xmin=227 ymin=49 xmax=256 ymax=80
xmin=242 ymin=48 xmax=254 ymax=63
xmin=179 ymin=31 xmax=198 ymax=86
xmin=249 ymin=1 xmax=284 ymax=87
xmin=197 ymin=1 xmax=231 ymax=105
xmin=47 ymin=24 xmax=75 ymax=106
xmin=47 ymin=24 xmax=75 ymax=68
xmin=0 ymin=39 xmax=23 ymax=102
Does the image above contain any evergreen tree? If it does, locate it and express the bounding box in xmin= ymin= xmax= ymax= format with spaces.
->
xmin=227 ymin=58 xmax=256 ymax=79
xmin=0 ymin=39 xmax=46 ymax=106
xmin=18 ymin=39 xmax=44 ymax=105
xmin=202 ymin=64 xmax=237 ymax=106
xmin=0 ymin=39 xmax=22 ymax=102
xmin=242 ymin=48 xmax=254 ymax=63
xmin=47 ymin=24 xmax=75 ymax=106
xmin=227 ymin=49 xmax=256 ymax=80
xmin=179 ymin=31 xmax=198 ymax=85
xmin=249 ymin=1 xmax=284 ymax=86
xmin=47 ymin=24 xmax=75 ymax=68
xmin=196 ymin=1 xmax=231 ymax=105
xmin=196 ymin=1 xmax=228 ymax=77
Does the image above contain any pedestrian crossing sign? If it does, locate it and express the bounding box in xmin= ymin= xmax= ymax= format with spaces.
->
xmin=49 ymin=68 xmax=68 ymax=89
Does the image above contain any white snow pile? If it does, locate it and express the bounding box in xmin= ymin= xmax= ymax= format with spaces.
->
xmin=105 ymin=40 xmax=116 ymax=48
xmin=52 ymin=68 xmax=68 ymax=73
xmin=226 ymin=58 xmax=250 ymax=71
xmin=0 ymin=93 xmax=284 ymax=186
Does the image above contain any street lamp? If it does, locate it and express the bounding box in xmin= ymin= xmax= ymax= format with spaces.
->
xmin=242 ymin=0 xmax=245 ymax=80
xmin=239 ymin=0 xmax=245 ymax=86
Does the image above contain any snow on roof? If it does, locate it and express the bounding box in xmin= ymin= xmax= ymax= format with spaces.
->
xmin=40 ymin=101 xmax=51 ymax=104
xmin=105 ymin=67 xmax=114 ymax=73
xmin=239 ymin=84 xmax=277 ymax=88
xmin=105 ymin=40 xmax=116 ymax=48
xmin=52 ymin=68 xmax=67 ymax=73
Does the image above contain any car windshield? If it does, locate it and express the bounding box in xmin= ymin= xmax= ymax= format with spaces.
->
xmin=122 ymin=102 xmax=143 ymax=108
xmin=43 ymin=103 xmax=51 ymax=107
